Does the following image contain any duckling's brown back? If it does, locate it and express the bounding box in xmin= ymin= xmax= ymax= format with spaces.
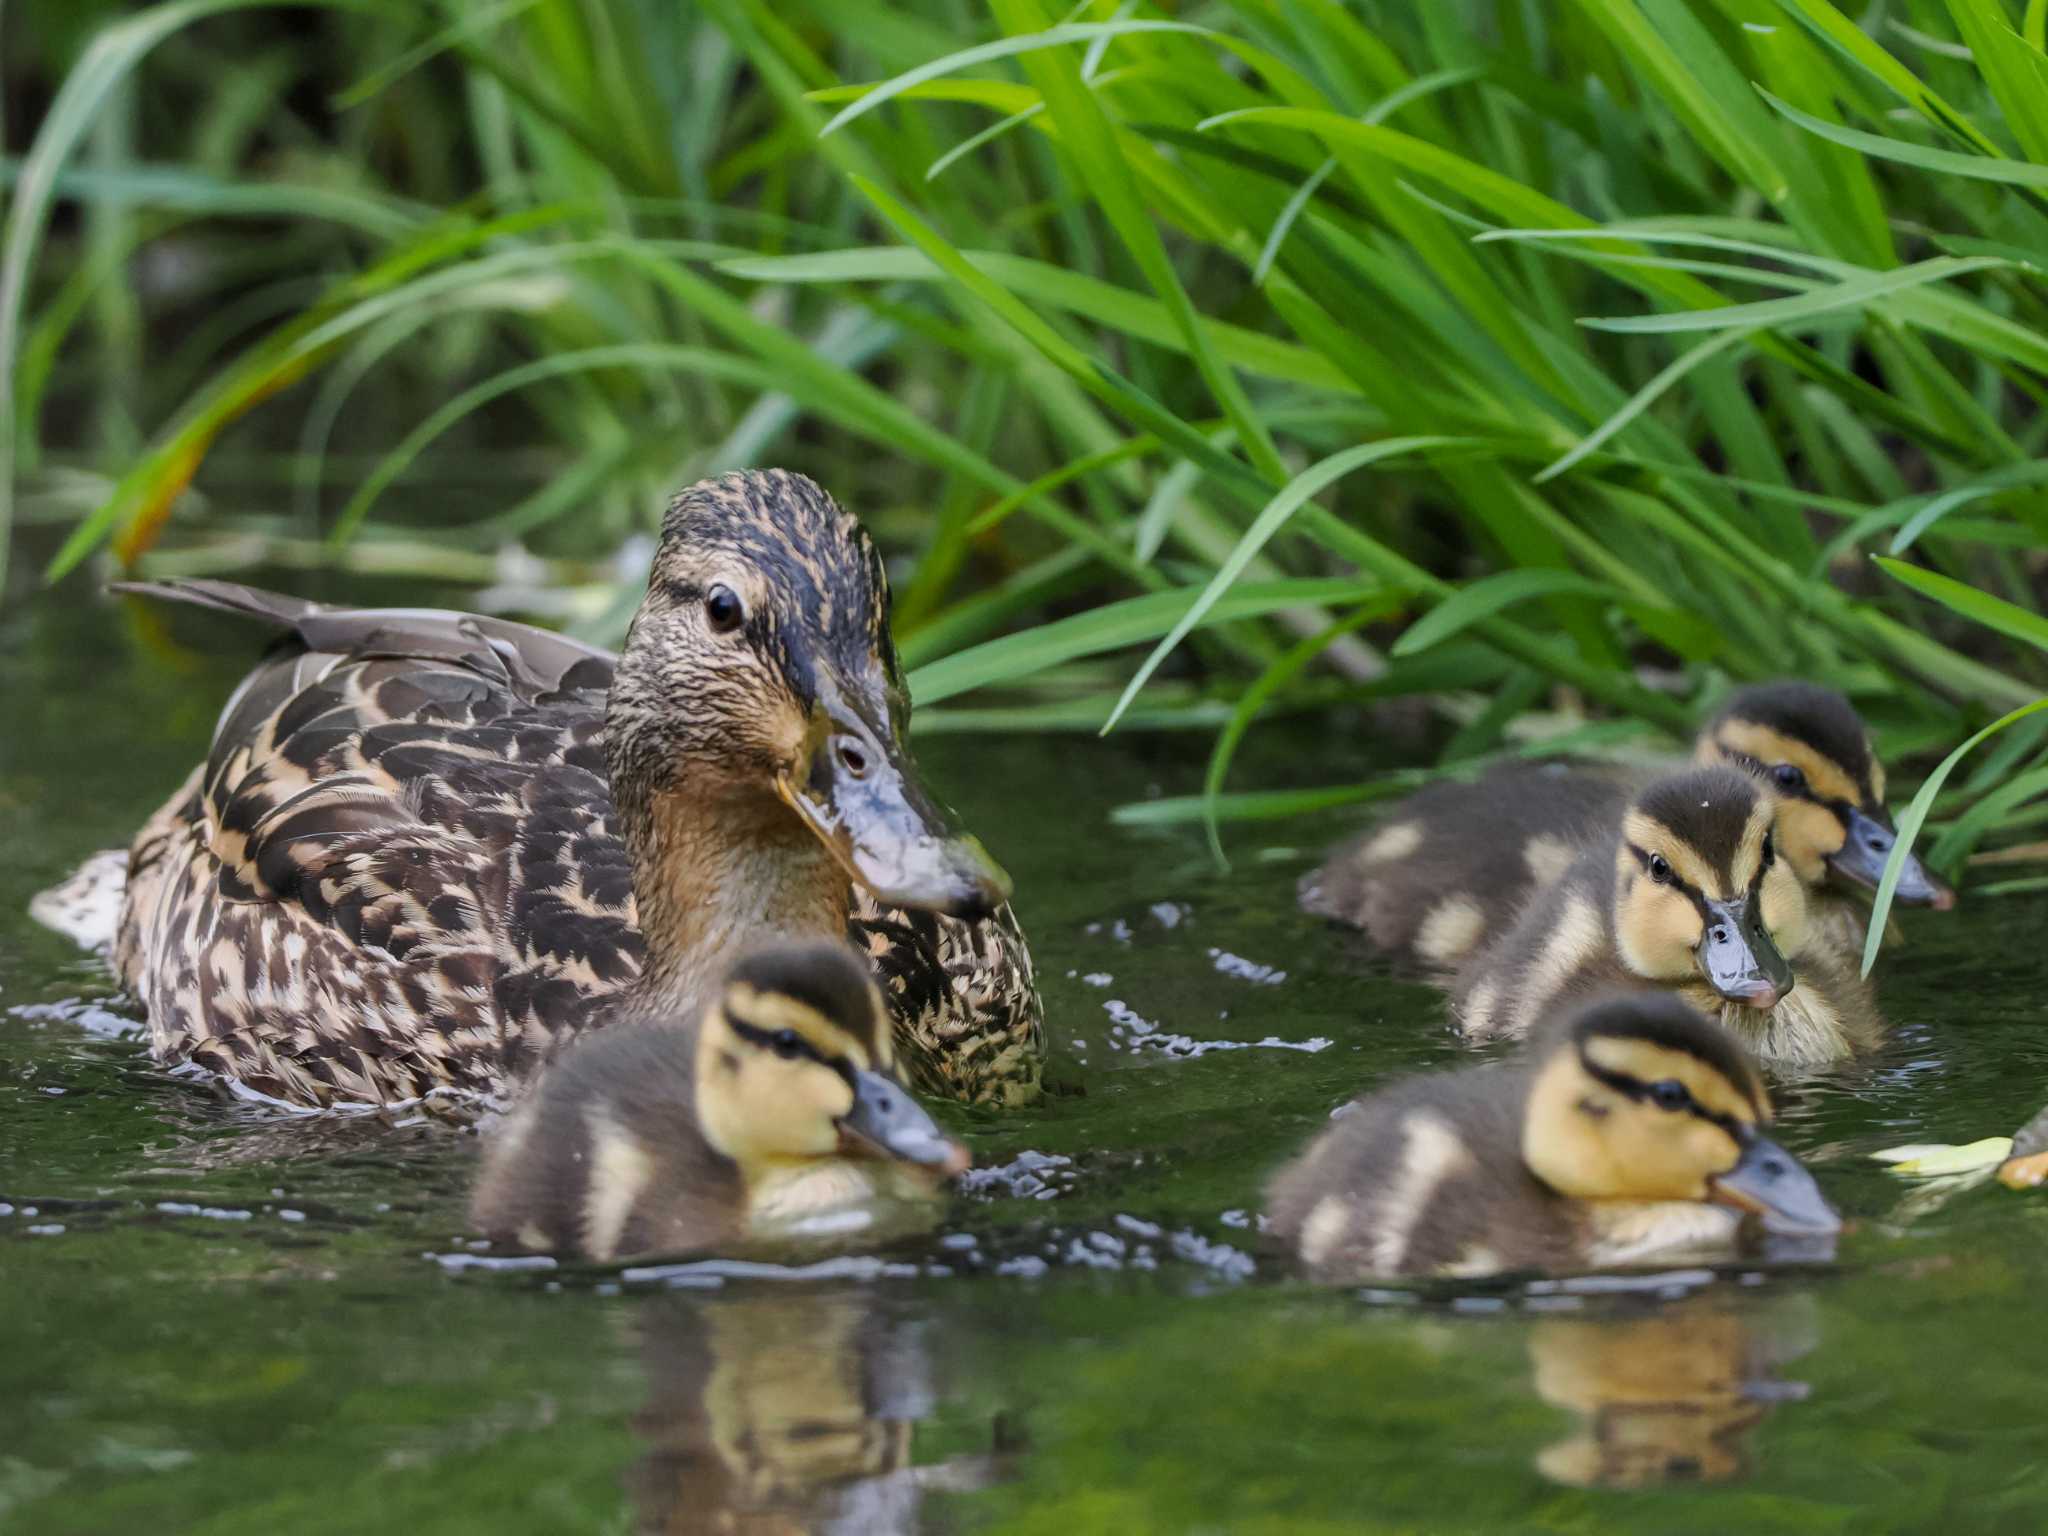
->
xmin=1448 ymin=843 xmax=1636 ymax=1043
xmin=1266 ymin=1063 xmax=1575 ymax=1281
xmin=1301 ymin=766 xmax=1630 ymax=971
xmin=470 ymin=1022 xmax=743 ymax=1263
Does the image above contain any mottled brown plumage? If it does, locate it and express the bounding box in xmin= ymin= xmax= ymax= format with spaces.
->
xmin=1301 ymin=682 xmax=1950 ymax=970
xmin=1266 ymin=991 xmax=1836 ymax=1282
xmin=113 ymin=470 xmax=1043 ymax=1108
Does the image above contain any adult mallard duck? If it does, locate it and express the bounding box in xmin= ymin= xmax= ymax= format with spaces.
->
xmin=1452 ymin=767 xmax=1879 ymax=1068
xmin=112 ymin=469 xmax=1043 ymax=1109
xmin=471 ymin=939 xmax=969 ymax=1262
xmin=1302 ymin=681 xmax=1952 ymax=969
xmin=1266 ymin=989 xmax=1839 ymax=1282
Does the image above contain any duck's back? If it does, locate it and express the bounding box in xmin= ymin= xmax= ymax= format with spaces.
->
xmin=1267 ymin=1063 xmax=1574 ymax=1280
xmin=115 ymin=583 xmax=638 ymax=1104
xmin=1301 ymin=765 xmax=1630 ymax=970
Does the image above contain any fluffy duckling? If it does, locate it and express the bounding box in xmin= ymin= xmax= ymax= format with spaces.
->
xmin=1266 ymin=990 xmax=1840 ymax=1282
xmin=1692 ymin=682 xmax=1953 ymax=953
xmin=1455 ymin=767 xmax=1878 ymax=1067
xmin=470 ymin=941 xmax=970 ymax=1264
xmin=1302 ymin=682 xmax=1950 ymax=969
xmin=112 ymin=470 xmax=1043 ymax=1109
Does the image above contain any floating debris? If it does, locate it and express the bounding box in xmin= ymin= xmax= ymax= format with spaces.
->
xmin=1872 ymin=1138 xmax=2013 ymax=1177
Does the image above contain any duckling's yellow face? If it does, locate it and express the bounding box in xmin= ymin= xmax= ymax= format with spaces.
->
xmin=694 ymin=953 xmax=968 ymax=1181
xmin=1698 ymin=719 xmax=1871 ymax=887
xmin=1524 ymin=1030 xmax=1766 ymax=1204
xmin=1612 ymin=791 xmax=1805 ymax=1006
xmin=1699 ymin=708 xmax=1953 ymax=909
xmin=1521 ymin=996 xmax=1841 ymax=1237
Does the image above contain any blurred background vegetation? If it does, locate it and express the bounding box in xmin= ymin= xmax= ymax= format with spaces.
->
xmin=6 ymin=0 xmax=2048 ymax=930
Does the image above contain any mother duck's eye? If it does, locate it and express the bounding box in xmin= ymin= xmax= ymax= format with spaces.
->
xmin=1647 ymin=853 xmax=1673 ymax=885
xmin=705 ymin=584 xmax=745 ymax=634
xmin=770 ymin=1029 xmax=804 ymax=1060
xmin=1649 ymin=1079 xmax=1691 ymax=1111
xmin=1772 ymin=762 xmax=1806 ymax=791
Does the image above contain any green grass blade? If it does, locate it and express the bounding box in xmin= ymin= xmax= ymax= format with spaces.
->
xmin=1862 ymin=698 xmax=2048 ymax=976
xmin=1 ymin=0 xmax=361 ymax=591
xmin=1582 ymin=257 xmax=2006 ymax=335
xmin=1102 ymin=436 xmax=1466 ymax=733
xmin=328 ymin=344 xmax=776 ymax=546
xmin=1200 ymin=598 xmax=1403 ymax=866
xmin=1759 ymin=87 xmax=2048 ymax=188
xmin=1874 ymin=557 xmax=2048 ymax=655
xmin=1390 ymin=570 xmax=1625 ymax=658
xmin=907 ymin=576 xmax=1383 ymax=705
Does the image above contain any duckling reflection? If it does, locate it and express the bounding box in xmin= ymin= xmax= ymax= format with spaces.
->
xmin=1529 ymin=1297 xmax=1818 ymax=1489
xmin=628 ymin=1288 xmax=1018 ymax=1535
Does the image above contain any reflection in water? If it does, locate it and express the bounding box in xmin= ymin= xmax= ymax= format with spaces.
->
xmin=629 ymin=1287 xmax=1018 ymax=1535
xmin=1528 ymin=1297 xmax=1817 ymax=1489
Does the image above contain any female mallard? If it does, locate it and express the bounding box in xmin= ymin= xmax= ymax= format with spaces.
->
xmin=471 ymin=939 xmax=969 ymax=1262
xmin=112 ymin=470 xmax=1043 ymax=1108
xmin=1302 ymin=681 xmax=1951 ymax=969
xmin=1452 ymin=767 xmax=1878 ymax=1068
xmin=1266 ymin=989 xmax=1839 ymax=1282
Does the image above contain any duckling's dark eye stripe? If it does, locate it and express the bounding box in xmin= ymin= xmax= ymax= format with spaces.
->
xmin=1577 ymin=1053 xmax=1746 ymax=1139
xmin=725 ymin=1016 xmax=856 ymax=1086
xmin=1626 ymin=843 xmax=1695 ymax=898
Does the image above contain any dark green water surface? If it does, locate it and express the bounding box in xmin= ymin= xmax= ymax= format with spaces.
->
xmin=6 ymin=576 xmax=2048 ymax=1534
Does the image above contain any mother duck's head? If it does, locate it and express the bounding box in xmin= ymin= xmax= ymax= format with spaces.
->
xmin=607 ymin=470 xmax=1009 ymax=921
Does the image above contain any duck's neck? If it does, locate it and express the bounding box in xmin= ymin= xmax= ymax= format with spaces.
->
xmin=616 ymin=777 xmax=850 ymax=1011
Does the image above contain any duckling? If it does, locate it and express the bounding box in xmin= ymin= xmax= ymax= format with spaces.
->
xmin=1302 ymin=681 xmax=1950 ymax=969
xmin=1455 ymin=767 xmax=1878 ymax=1067
xmin=1265 ymin=989 xmax=1840 ymax=1282
xmin=1692 ymin=682 xmax=1954 ymax=954
xmin=110 ymin=469 xmax=1043 ymax=1109
xmin=470 ymin=940 xmax=970 ymax=1263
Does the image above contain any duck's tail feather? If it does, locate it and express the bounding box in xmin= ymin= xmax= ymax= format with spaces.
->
xmin=110 ymin=577 xmax=325 ymax=631
xmin=109 ymin=577 xmax=617 ymax=699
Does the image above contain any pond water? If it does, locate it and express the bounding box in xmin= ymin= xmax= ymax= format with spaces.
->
xmin=5 ymin=566 xmax=2048 ymax=1534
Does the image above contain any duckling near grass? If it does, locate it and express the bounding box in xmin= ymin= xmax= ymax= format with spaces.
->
xmin=1454 ymin=768 xmax=1878 ymax=1068
xmin=1266 ymin=990 xmax=1839 ymax=1283
xmin=470 ymin=940 xmax=969 ymax=1264
xmin=110 ymin=470 xmax=1042 ymax=1110
xmin=1302 ymin=682 xmax=1951 ymax=970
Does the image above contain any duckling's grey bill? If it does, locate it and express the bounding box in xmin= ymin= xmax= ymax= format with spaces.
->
xmin=1698 ymin=894 xmax=1793 ymax=1009
xmin=1828 ymin=807 xmax=1955 ymax=910
xmin=838 ymin=1069 xmax=971 ymax=1176
xmin=1710 ymin=1132 xmax=1840 ymax=1237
